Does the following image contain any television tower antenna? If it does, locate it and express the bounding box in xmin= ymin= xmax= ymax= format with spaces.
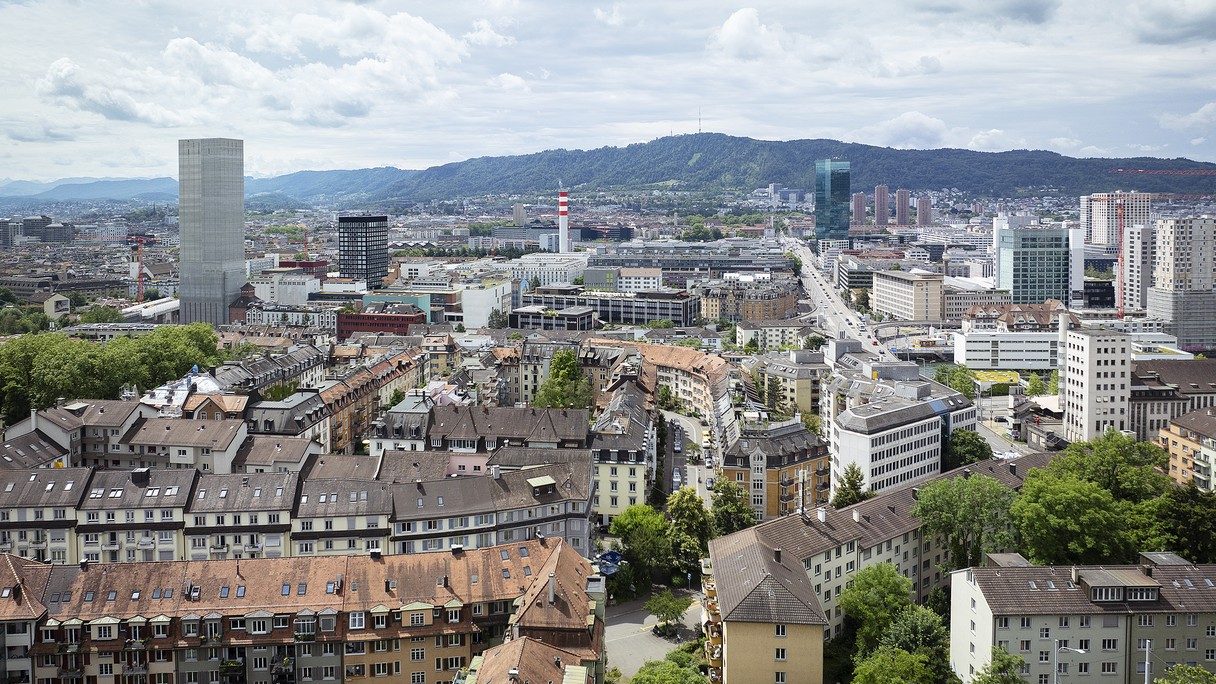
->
xmin=698 ymin=107 xmax=702 ymax=133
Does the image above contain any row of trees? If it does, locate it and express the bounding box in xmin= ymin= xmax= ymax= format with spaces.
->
xmin=607 ymin=480 xmax=756 ymax=598
xmin=0 ymin=324 xmax=227 ymax=424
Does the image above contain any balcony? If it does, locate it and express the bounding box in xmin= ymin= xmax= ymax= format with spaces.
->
xmin=5 ymin=647 xmax=28 ymax=659
xmin=702 ymin=578 xmax=716 ymax=599
xmin=704 ymin=641 xmax=722 ymax=667
xmin=271 ymin=658 xmax=295 ymax=674
xmin=0 ymin=542 xmax=11 ymax=552
xmin=293 ymin=632 xmax=315 ymax=642
xmin=57 ymin=668 xmax=83 ymax=679
xmin=57 ymin=644 xmax=79 ymax=654
xmin=779 ymin=492 xmax=796 ymax=503
xmin=122 ymin=665 xmax=147 ymax=676
xmin=101 ymin=541 xmax=121 ymax=551
xmin=220 ymin=659 xmax=245 ymax=676
xmin=210 ymin=543 xmax=230 ymax=553
xmin=125 ymin=638 xmax=148 ymax=650
xmin=136 ymin=539 xmax=155 ymax=549
xmin=28 ymin=540 xmax=46 ymax=550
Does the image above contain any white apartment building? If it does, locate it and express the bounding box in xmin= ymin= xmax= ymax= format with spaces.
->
xmin=618 ymin=267 xmax=663 ymax=292
xmin=244 ymin=304 xmax=338 ymax=331
xmin=510 ymin=253 xmax=589 ymax=286
xmin=1063 ymin=328 xmax=1131 ymax=442
xmin=1119 ymin=223 xmax=1153 ymax=312
xmin=248 ymin=269 xmax=320 ymax=307
xmin=823 ymin=361 xmax=976 ymax=494
xmin=953 ymin=331 xmax=1061 ymax=371
xmin=873 ymin=270 xmax=944 ymax=321
xmin=1147 ymin=217 xmax=1216 ymax=349
xmin=1081 ymin=191 xmax=1153 ymax=246
xmin=460 ymin=280 xmax=512 ymax=328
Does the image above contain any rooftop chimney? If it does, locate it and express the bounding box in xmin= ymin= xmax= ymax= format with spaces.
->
xmin=852 ymin=509 xmax=860 ymax=522
xmin=773 ymin=548 xmax=781 ymax=563
xmin=547 ymin=573 xmax=556 ymax=605
xmin=816 ymin=506 xmax=826 ymax=523
xmin=492 ymin=465 xmax=501 ymax=480
xmin=1008 ymin=462 xmax=1017 ymax=476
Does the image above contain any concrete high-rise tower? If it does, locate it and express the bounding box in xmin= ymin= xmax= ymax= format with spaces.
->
xmin=1080 ymin=191 xmax=1152 ymax=245
xmin=895 ymin=189 xmax=910 ymax=225
xmin=178 ymin=138 xmax=245 ymax=326
xmin=851 ymin=192 xmax=866 ymax=224
xmin=874 ymin=185 xmax=889 ymax=226
xmin=1147 ymin=217 xmax=1216 ymax=348
xmin=338 ymin=215 xmax=389 ymax=287
xmin=814 ymin=159 xmax=851 ymax=239
xmin=558 ymin=190 xmax=570 ymax=253
xmin=916 ymin=196 xmax=933 ymax=226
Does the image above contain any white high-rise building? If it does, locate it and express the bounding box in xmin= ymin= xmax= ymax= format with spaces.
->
xmin=1119 ymin=223 xmax=1153 ymax=311
xmin=1080 ymin=191 xmax=1153 ymax=246
xmin=1146 ymin=216 xmax=1216 ymax=349
xmin=1063 ymin=328 xmax=1130 ymax=442
xmin=178 ymin=138 xmax=245 ymax=326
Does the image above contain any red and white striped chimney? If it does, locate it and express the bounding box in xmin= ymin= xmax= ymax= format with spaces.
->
xmin=558 ymin=190 xmax=569 ymax=253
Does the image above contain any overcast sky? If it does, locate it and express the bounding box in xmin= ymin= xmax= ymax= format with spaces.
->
xmin=3 ymin=0 xmax=1216 ymax=181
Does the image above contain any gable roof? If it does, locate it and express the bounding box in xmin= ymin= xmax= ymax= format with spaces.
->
xmin=708 ymin=527 xmax=825 ymax=625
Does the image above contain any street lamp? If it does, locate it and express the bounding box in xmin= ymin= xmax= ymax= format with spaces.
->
xmin=1053 ymin=639 xmax=1086 ymax=684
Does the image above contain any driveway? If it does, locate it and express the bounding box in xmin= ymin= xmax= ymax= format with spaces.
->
xmin=605 ymin=589 xmax=703 ymax=677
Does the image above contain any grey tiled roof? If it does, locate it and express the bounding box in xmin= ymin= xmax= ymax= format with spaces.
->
xmin=967 ymin=564 xmax=1216 ymax=615
xmin=0 ymin=468 xmax=92 ymax=508
xmin=709 ymin=528 xmax=826 ymax=625
xmin=186 ymin=472 xmax=298 ymax=513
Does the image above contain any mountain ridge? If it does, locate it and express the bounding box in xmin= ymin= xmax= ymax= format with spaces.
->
xmin=7 ymin=133 xmax=1216 ymax=204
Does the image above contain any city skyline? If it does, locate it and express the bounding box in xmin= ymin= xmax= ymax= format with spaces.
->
xmin=2 ymin=0 xmax=1216 ymax=180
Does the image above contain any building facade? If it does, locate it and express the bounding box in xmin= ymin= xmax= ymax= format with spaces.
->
xmin=338 ymin=215 xmax=389 ymax=287
xmin=1062 ymin=328 xmax=1131 ymax=442
xmin=814 ymin=159 xmax=851 ymax=239
xmin=872 ymin=271 xmax=944 ymax=321
xmin=179 ymin=138 xmax=245 ymax=326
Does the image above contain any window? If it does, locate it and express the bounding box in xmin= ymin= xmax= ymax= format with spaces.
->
xmin=1039 ymin=651 xmax=1050 ymax=663
xmin=997 ymin=617 xmax=1009 ymax=629
xmin=1189 ymin=638 xmax=1199 ymax=650
xmin=350 ymin=612 xmax=365 ymax=630
xmin=1021 ymin=617 xmax=1032 ymax=628
xmin=411 ymin=648 xmax=424 ymax=661
xmin=775 ymin=674 xmax=786 ymax=684
xmin=1078 ymin=663 xmax=1089 ymax=675
xmin=1101 ymin=663 xmax=1117 ymax=674
xmin=775 ymin=624 xmax=786 ymax=637
xmin=1041 ymin=627 xmax=1051 ymax=639
xmin=411 ymin=674 xmax=425 ymax=684
xmin=1102 ymin=639 xmax=1118 ymax=651
xmin=410 ymin=613 xmax=424 ymax=626
xmin=775 ymin=647 xmax=786 ymax=661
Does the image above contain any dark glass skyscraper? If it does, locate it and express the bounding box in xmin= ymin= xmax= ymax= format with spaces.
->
xmin=814 ymin=159 xmax=851 ymax=239
xmin=338 ymin=215 xmax=389 ymax=287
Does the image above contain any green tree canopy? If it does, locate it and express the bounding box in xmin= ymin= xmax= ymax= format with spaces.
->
xmin=804 ymin=334 xmax=827 ymax=350
xmin=942 ymin=429 xmax=993 ymax=471
xmin=609 ymin=504 xmax=672 ymax=579
xmin=1047 ymin=369 xmax=1060 ymax=395
xmin=78 ymin=306 xmax=124 ymax=324
xmin=1025 ymin=373 xmax=1046 ymax=397
xmin=667 ymin=486 xmax=712 ymax=577
xmin=935 ymin=364 xmax=977 ymax=399
xmin=532 ymin=349 xmax=592 ymax=409
xmin=1049 ymin=430 xmax=1170 ymax=503
xmin=710 ymin=479 xmax=756 ymax=536
xmin=913 ymin=473 xmax=1014 ymax=570
xmin=852 ymin=646 xmax=933 ymax=684
xmin=839 ymin=562 xmax=914 ymax=654
xmin=972 ymin=647 xmax=1027 ymax=684
xmin=832 ymin=462 xmax=875 ymax=509
xmin=855 ymin=288 xmax=871 ymax=312
xmin=486 ymin=308 xmax=509 ymax=329
xmin=1011 ymin=472 xmax=1132 ymax=564
xmin=1155 ymin=665 xmax=1216 ymax=684
xmin=629 ymin=659 xmax=709 ymax=684
xmin=643 ymin=589 xmax=693 ymax=629
xmin=879 ymin=605 xmax=956 ymax=684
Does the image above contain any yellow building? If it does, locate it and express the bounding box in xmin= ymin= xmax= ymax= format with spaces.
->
xmin=704 ymin=532 xmax=826 ymax=684
xmin=722 ymin=417 xmax=829 ymax=520
xmin=1159 ymin=407 xmax=1216 ymax=489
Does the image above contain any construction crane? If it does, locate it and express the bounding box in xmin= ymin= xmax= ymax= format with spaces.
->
xmin=1116 ymin=199 xmax=1124 ymax=320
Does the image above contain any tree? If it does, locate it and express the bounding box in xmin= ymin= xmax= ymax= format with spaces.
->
xmin=629 ymin=659 xmax=708 ymax=684
xmin=832 ymin=462 xmax=875 ymax=509
xmin=855 ymin=288 xmax=871 ymax=312
xmin=666 ymin=486 xmax=712 ymax=577
xmin=801 ymin=412 xmax=823 ymax=437
xmin=657 ymin=385 xmax=679 ymax=411
xmin=1136 ymin=481 xmax=1216 ymax=564
xmin=1025 ymin=373 xmax=1045 ymax=397
xmin=609 ymin=505 xmax=672 ymax=580
xmin=1047 ymin=369 xmax=1059 ymax=395
xmin=710 ymin=479 xmax=756 ymax=536
xmin=388 ymin=388 xmax=406 ymax=408
xmin=1049 ymin=430 xmax=1170 ymax=503
xmin=1155 ymin=664 xmax=1216 ymax=684
xmin=528 ymin=275 xmax=541 ymax=290
xmin=913 ymin=473 xmax=1014 ymax=571
xmin=453 ymin=322 xmax=465 ymax=333
xmin=804 ymin=334 xmax=827 ymax=350
xmin=645 ymin=319 xmax=675 ymax=329
xmin=644 ymin=590 xmax=693 ymax=634
xmin=765 ymin=375 xmax=783 ymax=412
xmin=1010 ymin=472 xmax=1132 ymax=564
xmin=972 ymin=647 xmax=1027 ymax=684
xmin=935 ymin=364 xmax=977 ymax=400
xmin=486 ymin=308 xmax=509 ymax=329
xmin=532 ymin=349 xmax=592 ymax=409
xmin=942 ymin=429 xmax=993 ymax=471
xmin=853 ymin=647 xmax=932 ymax=684
xmin=839 ymin=562 xmax=914 ymax=654
xmin=878 ymin=606 xmax=954 ymax=684
xmin=78 ymin=306 xmax=124 ymax=324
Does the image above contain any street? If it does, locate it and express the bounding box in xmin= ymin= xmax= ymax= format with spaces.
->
xmin=662 ymin=410 xmax=713 ymax=505
xmin=605 ymin=590 xmax=703 ymax=677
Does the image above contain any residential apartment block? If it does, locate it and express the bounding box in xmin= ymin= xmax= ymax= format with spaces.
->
xmin=872 ymin=270 xmax=944 ymax=321
xmin=951 ymin=552 xmax=1216 ymax=684
xmin=1063 ymin=328 xmax=1131 ymax=442
xmin=722 ymin=417 xmax=828 ymax=519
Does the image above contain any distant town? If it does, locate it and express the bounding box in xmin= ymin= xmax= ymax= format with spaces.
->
xmin=0 ymin=138 xmax=1215 ymax=684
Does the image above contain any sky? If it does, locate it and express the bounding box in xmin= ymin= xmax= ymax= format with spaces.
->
xmin=3 ymin=0 xmax=1216 ymax=181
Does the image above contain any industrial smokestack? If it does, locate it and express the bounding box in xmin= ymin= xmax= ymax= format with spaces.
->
xmin=558 ymin=190 xmax=570 ymax=253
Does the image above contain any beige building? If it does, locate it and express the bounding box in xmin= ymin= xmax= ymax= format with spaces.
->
xmin=872 ymin=270 xmax=943 ymax=321
xmin=753 ymin=350 xmax=830 ymax=418
xmin=705 ymin=530 xmax=826 ymax=684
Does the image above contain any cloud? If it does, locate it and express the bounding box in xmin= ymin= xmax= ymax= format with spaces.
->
xmin=710 ymin=8 xmax=787 ymax=61
xmin=1078 ymin=145 xmax=1113 ymax=157
xmin=1128 ymin=143 xmax=1164 ymax=153
xmin=1048 ymin=137 xmax=1081 ymax=149
xmin=6 ymin=125 xmax=75 ymax=143
xmin=488 ymin=73 xmax=529 ymax=92
xmin=1160 ymin=102 xmax=1216 ymax=131
xmin=1132 ymin=1 xmax=1216 ymax=44
xmin=36 ymin=58 xmax=191 ymax=126
xmin=593 ymin=5 xmax=624 ymax=27
xmin=463 ymin=19 xmax=515 ymax=47
xmin=1193 ymin=137 xmax=1208 ymax=146
xmin=968 ymin=129 xmax=1026 ymax=150
xmin=993 ymin=0 xmax=1059 ymax=24
xmin=854 ymin=111 xmax=951 ymax=149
